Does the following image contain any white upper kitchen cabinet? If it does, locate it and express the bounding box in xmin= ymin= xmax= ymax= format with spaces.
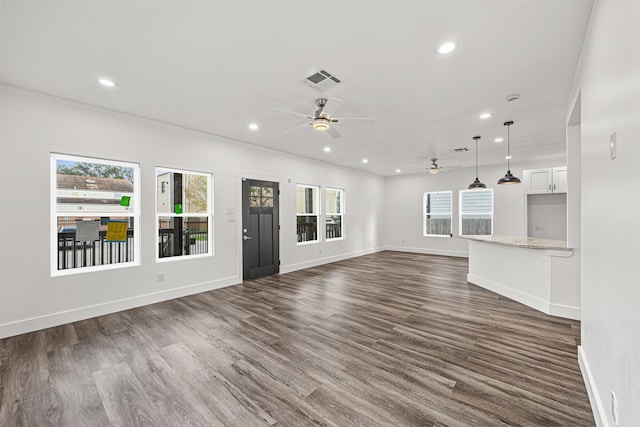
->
xmin=524 ymin=167 xmax=567 ymax=194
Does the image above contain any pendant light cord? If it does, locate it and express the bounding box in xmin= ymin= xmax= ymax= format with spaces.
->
xmin=507 ymin=124 xmax=511 ymax=170
xmin=498 ymin=120 xmax=520 ymax=185
xmin=475 ymin=139 xmax=479 ymax=178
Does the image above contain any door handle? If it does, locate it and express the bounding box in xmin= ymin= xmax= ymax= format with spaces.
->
xmin=553 ymin=184 xmax=556 ymax=190
xmin=243 ymin=236 xmax=253 ymax=240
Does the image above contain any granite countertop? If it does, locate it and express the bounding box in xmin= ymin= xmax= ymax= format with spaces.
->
xmin=457 ymin=235 xmax=572 ymax=251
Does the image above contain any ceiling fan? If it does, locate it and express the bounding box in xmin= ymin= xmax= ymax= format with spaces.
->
xmin=411 ymin=158 xmax=460 ymax=174
xmin=271 ymin=97 xmax=375 ymax=139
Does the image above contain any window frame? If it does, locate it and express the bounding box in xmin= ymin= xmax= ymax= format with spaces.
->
xmin=459 ymin=188 xmax=494 ymax=236
xmin=423 ymin=190 xmax=452 ymax=237
xmin=325 ymin=187 xmax=345 ymax=241
xmin=155 ymin=167 xmax=214 ymax=262
xmin=50 ymin=153 xmax=140 ymax=276
xmin=296 ymin=184 xmax=320 ymax=245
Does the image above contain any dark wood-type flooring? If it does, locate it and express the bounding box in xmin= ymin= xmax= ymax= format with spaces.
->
xmin=0 ymin=251 xmax=594 ymax=426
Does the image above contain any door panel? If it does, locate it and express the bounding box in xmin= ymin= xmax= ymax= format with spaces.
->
xmin=242 ymin=179 xmax=279 ymax=281
xmin=259 ymin=214 xmax=273 ymax=263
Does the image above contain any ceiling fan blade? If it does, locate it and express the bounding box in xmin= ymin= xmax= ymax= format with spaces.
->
xmin=283 ymin=122 xmax=312 ymax=133
xmin=327 ymin=126 xmax=342 ymax=139
xmin=322 ymin=97 xmax=343 ymax=117
xmin=271 ymin=108 xmax=313 ymax=120
xmin=332 ymin=117 xmax=375 ymax=125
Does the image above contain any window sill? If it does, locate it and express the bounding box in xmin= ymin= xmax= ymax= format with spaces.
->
xmin=51 ymin=260 xmax=139 ymax=277
xmin=297 ymin=240 xmax=319 ymax=246
xmin=156 ymin=252 xmax=213 ymax=263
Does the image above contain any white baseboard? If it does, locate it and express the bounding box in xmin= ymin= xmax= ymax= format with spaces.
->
xmin=280 ymin=247 xmax=385 ymax=274
xmin=467 ymin=273 xmax=550 ymax=314
xmin=384 ymin=245 xmax=468 ymax=258
xmin=549 ymin=302 xmax=581 ymax=320
xmin=468 ymin=273 xmax=581 ymax=320
xmin=578 ymin=345 xmax=608 ymax=427
xmin=0 ymin=275 xmax=241 ymax=339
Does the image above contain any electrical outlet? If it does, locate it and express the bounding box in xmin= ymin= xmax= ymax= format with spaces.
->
xmin=611 ymin=390 xmax=619 ymax=425
xmin=157 ymin=272 xmax=165 ymax=283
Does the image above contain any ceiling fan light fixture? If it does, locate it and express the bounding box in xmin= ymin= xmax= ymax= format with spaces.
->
xmin=428 ymin=157 xmax=440 ymax=174
xmin=312 ymin=118 xmax=330 ymax=131
xmin=468 ymin=136 xmax=486 ymax=190
xmin=498 ymin=121 xmax=521 ymax=185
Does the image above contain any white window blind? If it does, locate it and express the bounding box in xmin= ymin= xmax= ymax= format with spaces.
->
xmin=423 ymin=191 xmax=452 ymax=236
xmin=459 ymin=189 xmax=493 ymax=235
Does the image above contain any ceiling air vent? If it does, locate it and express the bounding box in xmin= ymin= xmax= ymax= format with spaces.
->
xmin=451 ymin=147 xmax=469 ymax=153
xmin=302 ymin=69 xmax=342 ymax=92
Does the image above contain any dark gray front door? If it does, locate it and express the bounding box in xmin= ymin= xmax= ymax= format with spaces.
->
xmin=242 ymin=179 xmax=279 ymax=281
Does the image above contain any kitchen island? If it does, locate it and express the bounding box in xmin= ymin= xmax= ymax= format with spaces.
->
xmin=459 ymin=235 xmax=580 ymax=320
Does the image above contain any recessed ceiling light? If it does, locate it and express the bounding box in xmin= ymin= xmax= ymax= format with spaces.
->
xmin=362 ymin=158 xmax=369 ymax=164
xmin=324 ymin=146 xmax=331 ymax=152
xmin=437 ymin=42 xmax=456 ymax=55
xmin=98 ymin=78 xmax=117 ymax=88
xmin=505 ymin=155 xmax=512 ymax=160
xmin=480 ymin=112 xmax=492 ymax=119
xmin=494 ymin=137 xmax=504 ymax=143
xmin=248 ymin=123 xmax=259 ymax=131
xmin=395 ymin=169 xmax=401 ymax=173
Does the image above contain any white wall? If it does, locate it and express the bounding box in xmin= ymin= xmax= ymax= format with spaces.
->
xmin=527 ymin=193 xmax=567 ymax=240
xmin=567 ymin=1 xmax=640 ymax=425
xmin=384 ymin=157 xmax=565 ymax=257
xmin=0 ymin=86 xmax=386 ymax=338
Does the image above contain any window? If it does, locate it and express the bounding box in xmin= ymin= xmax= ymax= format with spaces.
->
xmin=156 ymin=168 xmax=213 ymax=260
xmin=326 ymin=188 xmax=344 ymax=240
xmin=296 ymin=184 xmax=319 ymax=243
xmin=249 ymin=185 xmax=274 ymax=207
xmin=460 ymin=189 xmax=493 ymax=235
xmin=423 ymin=191 xmax=452 ymax=236
xmin=51 ymin=153 xmax=140 ymax=275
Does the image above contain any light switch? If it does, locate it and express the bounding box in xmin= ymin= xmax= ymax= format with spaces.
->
xmin=610 ymin=132 xmax=617 ymax=160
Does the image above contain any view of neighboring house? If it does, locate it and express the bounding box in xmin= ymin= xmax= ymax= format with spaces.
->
xmin=56 ymin=174 xmax=133 ymax=214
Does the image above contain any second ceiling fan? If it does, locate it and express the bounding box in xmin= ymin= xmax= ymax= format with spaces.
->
xmin=410 ymin=157 xmax=460 ymax=174
xmin=272 ymin=97 xmax=375 ymax=139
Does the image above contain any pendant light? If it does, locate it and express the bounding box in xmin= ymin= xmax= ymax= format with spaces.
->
xmin=498 ymin=120 xmax=521 ymax=185
xmin=468 ymin=136 xmax=486 ymax=189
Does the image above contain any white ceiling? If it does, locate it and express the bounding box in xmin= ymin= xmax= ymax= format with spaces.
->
xmin=1 ymin=1 xmax=593 ymax=176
